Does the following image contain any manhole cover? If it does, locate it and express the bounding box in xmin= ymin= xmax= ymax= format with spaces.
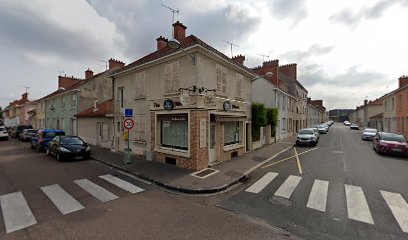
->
xmin=270 ymin=196 xmax=293 ymax=206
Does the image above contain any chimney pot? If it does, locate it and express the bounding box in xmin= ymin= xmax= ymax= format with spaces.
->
xmin=156 ymin=36 xmax=168 ymax=50
xmin=85 ymin=68 xmax=94 ymax=79
xmin=398 ymin=75 xmax=408 ymax=88
xmin=109 ymin=58 xmax=125 ymax=69
xmin=172 ymin=21 xmax=187 ymax=42
xmin=231 ymin=54 xmax=245 ymax=65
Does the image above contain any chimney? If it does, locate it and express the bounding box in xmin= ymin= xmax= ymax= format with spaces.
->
xmin=172 ymin=21 xmax=187 ymax=42
xmin=252 ymin=59 xmax=279 ymax=86
xmin=58 ymin=75 xmax=81 ymax=89
xmin=85 ymin=68 xmax=93 ymax=79
xmin=156 ymin=36 xmax=168 ymax=50
xmin=231 ymin=55 xmax=245 ymax=65
xmin=108 ymin=58 xmax=125 ymax=70
xmin=22 ymin=93 xmax=28 ymax=102
xmin=364 ymin=99 xmax=368 ymax=105
xmin=279 ymin=63 xmax=297 ymax=80
xmin=399 ymin=75 xmax=408 ymax=88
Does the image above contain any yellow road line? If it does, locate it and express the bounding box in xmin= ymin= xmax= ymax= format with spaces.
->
xmin=262 ymin=147 xmax=317 ymax=169
xmin=294 ymin=147 xmax=302 ymax=174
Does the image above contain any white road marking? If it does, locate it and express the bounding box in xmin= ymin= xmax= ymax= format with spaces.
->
xmin=345 ymin=184 xmax=374 ymax=224
xmin=380 ymin=190 xmax=408 ymax=233
xmin=274 ymin=175 xmax=302 ymax=199
xmin=306 ymin=179 xmax=329 ymax=212
xmin=99 ymin=174 xmax=144 ymax=194
xmin=74 ymin=179 xmax=119 ymax=202
xmin=40 ymin=184 xmax=85 ymax=215
xmin=245 ymin=172 xmax=278 ymax=193
xmin=0 ymin=192 xmax=37 ymax=233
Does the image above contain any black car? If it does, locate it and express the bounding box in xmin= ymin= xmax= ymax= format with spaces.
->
xmin=10 ymin=125 xmax=33 ymax=139
xmin=46 ymin=136 xmax=91 ymax=161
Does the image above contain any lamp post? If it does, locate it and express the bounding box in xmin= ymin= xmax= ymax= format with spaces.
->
xmin=167 ymin=38 xmax=196 ymax=65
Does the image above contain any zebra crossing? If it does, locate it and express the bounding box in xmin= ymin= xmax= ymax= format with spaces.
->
xmin=245 ymin=172 xmax=408 ymax=234
xmin=0 ymin=174 xmax=146 ymax=234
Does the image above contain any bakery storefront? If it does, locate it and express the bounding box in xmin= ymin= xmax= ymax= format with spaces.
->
xmin=151 ymin=95 xmax=249 ymax=171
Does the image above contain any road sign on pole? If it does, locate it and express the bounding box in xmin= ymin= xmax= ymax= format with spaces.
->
xmin=123 ymin=118 xmax=134 ymax=164
xmin=123 ymin=118 xmax=134 ymax=130
xmin=124 ymin=109 xmax=133 ymax=118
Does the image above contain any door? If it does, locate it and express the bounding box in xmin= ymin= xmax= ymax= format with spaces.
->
xmin=209 ymin=123 xmax=217 ymax=164
xmin=96 ymin=123 xmax=102 ymax=146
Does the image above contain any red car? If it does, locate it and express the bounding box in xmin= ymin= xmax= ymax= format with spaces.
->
xmin=373 ymin=132 xmax=408 ymax=157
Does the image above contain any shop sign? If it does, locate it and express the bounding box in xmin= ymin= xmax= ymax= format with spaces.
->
xmin=223 ymin=101 xmax=232 ymax=111
xmin=164 ymin=99 xmax=174 ymax=111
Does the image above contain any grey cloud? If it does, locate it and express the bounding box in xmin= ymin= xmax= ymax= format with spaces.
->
xmin=281 ymin=44 xmax=334 ymax=63
xmin=330 ymin=0 xmax=408 ymax=28
xmin=268 ymin=0 xmax=308 ymax=27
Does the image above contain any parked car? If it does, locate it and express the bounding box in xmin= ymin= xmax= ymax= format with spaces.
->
xmin=311 ymin=127 xmax=320 ymax=140
xmin=10 ymin=125 xmax=33 ymax=139
xmin=296 ymin=128 xmax=318 ymax=146
xmin=373 ymin=132 xmax=408 ymax=156
xmin=316 ymin=124 xmax=328 ymax=134
xmin=47 ymin=136 xmax=91 ymax=161
xmin=31 ymin=129 xmax=65 ymax=152
xmin=19 ymin=129 xmax=37 ymax=142
xmin=350 ymin=123 xmax=359 ymax=130
xmin=344 ymin=121 xmax=351 ymax=126
xmin=361 ymin=128 xmax=377 ymax=141
xmin=0 ymin=126 xmax=8 ymax=141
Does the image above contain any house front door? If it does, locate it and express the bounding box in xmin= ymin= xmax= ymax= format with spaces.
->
xmin=209 ymin=123 xmax=217 ymax=164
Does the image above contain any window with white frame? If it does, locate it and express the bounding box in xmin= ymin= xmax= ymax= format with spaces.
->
xmin=99 ymin=123 xmax=109 ymax=141
xmin=71 ymin=94 xmax=76 ymax=108
xmin=164 ymin=61 xmax=179 ymax=93
xmin=134 ymin=71 xmax=146 ymax=98
xmin=61 ymin=97 xmax=65 ymax=110
xmin=134 ymin=114 xmax=147 ymax=142
xmin=216 ymin=64 xmax=227 ymax=93
xmin=159 ymin=115 xmax=188 ymax=150
xmin=224 ymin=121 xmax=240 ymax=146
xmin=235 ymin=73 xmax=243 ymax=98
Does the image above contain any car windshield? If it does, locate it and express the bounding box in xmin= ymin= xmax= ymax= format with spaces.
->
xmin=364 ymin=129 xmax=377 ymax=133
xmin=299 ymin=129 xmax=314 ymax=135
xmin=382 ymin=134 xmax=406 ymax=142
xmin=318 ymin=125 xmax=326 ymax=128
xmin=60 ymin=137 xmax=84 ymax=145
xmin=0 ymin=127 xmax=6 ymax=131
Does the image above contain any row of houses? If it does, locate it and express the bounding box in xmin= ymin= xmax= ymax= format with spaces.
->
xmin=349 ymin=75 xmax=408 ymax=138
xmin=2 ymin=21 xmax=328 ymax=171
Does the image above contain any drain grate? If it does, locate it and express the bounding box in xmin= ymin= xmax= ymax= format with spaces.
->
xmin=191 ymin=168 xmax=220 ymax=179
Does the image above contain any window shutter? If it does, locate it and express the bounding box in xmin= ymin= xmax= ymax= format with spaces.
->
xmin=171 ymin=61 xmax=179 ymax=92
xmin=236 ymin=73 xmax=242 ymax=98
xmin=134 ymin=115 xmax=140 ymax=140
xmin=135 ymin=73 xmax=140 ymax=97
xmin=164 ymin=64 xmax=172 ymax=93
xmin=221 ymin=66 xmax=227 ymax=93
xmin=216 ymin=64 xmax=222 ymax=92
xmin=140 ymin=72 xmax=146 ymax=97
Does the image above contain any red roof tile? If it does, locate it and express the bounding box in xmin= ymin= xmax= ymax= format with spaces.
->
xmin=75 ymin=99 xmax=113 ymax=118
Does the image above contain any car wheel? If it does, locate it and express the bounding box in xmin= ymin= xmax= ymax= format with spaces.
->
xmin=56 ymin=153 xmax=62 ymax=162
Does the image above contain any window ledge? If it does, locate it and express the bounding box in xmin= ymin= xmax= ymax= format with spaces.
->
xmin=133 ymin=140 xmax=147 ymax=144
xmin=155 ymin=147 xmax=190 ymax=158
xmin=215 ymin=92 xmax=228 ymax=98
xmin=235 ymin=97 xmax=245 ymax=101
xmin=134 ymin=96 xmax=146 ymax=100
xmin=223 ymin=144 xmax=244 ymax=152
xmin=163 ymin=92 xmax=180 ymax=97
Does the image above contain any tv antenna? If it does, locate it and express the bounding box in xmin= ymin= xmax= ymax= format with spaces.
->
xmin=161 ymin=4 xmax=180 ymax=35
xmin=223 ymin=40 xmax=239 ymax=58
xmin=20 ymin=85 xmax=30 ymax=93
xmin=57 ymin=70 xmax=65 ymax=76
xmin=96 ymin=59 xmax=108 ymax=70
xmin=257 ymin=53 xmax=270 ymax=62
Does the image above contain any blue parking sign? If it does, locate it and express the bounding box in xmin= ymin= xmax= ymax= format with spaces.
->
xmin=124 ymin=108 xmax=133 ymax=118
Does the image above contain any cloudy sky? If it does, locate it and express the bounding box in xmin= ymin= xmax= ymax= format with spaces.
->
xmin=1 ymin=0 xmax=407 ymax=110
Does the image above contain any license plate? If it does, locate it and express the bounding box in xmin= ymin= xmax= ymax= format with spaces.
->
xmin=392 ymin=148 xmax=402 ymax=152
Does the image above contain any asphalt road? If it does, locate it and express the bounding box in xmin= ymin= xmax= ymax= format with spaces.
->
xmin=0 ymin=138 xmax=300 ymax=240
xmin=219 ymin=123 xmax=408 ymax=240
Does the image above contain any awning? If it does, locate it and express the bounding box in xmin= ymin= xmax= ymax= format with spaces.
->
xmin=214 ymin=115 xmax=247 ymax=122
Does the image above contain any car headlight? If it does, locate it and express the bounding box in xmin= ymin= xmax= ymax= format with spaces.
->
xmin=85 ymin=146 xmax=91 ymax=151
xmin=58 ymin=147 xmax=71 ymax=152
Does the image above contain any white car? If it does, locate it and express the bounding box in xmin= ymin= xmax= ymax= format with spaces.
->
xmin=0 ymin=126 xmax=8 ymax=141
xmin=361 ymin=128 xmax=377 ymax=141
xmin=296 ymin=128 xmax=318 ymax=146
xmin=344 ymin=121 xmax=351 ymax=126
xmin=316 ymin=125 xmax=327 ymax=134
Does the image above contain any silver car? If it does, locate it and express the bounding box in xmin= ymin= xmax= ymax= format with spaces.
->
xmin=296 ymin=128 xmax=318 ymax=146
xmin=361 ymin=128 xmax=377 ymax=141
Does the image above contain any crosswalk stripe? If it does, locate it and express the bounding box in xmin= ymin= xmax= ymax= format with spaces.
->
xmin=245 ymin=172 xmax=278 ymax=193
xmin=74 ymin=179 xmax=119 ymax=203
xmin=274 ymin=175 xmax=302 ymax=199
xmin=99 ymin=174 xmax=144 ymax=194
xmin=306 ymin=179 xmax=329 ymax=212
xmin=41 ymin=184 xmax=85 ymax=215
xmin=380 ymin=190 xmax=408 ymax=233
xmin=345 ymin=184 xmax=374 ymax=224
xmin=0 ymin=192 xmax=37 ymax=233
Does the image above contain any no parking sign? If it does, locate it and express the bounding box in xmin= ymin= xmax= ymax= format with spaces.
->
xmin=123 ymin=118 xmax=134 ymax=130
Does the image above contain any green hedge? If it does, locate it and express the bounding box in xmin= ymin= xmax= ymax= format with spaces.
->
xmin=267 ymin=107 xmax=279 ymax=137
xmin=251 ymin=102 xmax=267 ymax=141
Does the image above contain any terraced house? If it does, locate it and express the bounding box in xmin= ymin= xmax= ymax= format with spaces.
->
xmin=111 ymin=22 xmax=256 ymax=171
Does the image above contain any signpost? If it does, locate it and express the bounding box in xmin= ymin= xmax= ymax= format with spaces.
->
xmin=123 ymin=117 xmax=134 ymax=164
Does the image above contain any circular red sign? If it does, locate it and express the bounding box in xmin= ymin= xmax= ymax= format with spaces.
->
xmin=123 ymin=118 xmax=134 ymax=130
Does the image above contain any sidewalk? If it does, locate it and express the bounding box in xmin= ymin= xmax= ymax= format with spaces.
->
xmin=90 ymin=136 xmax=296 ymax=194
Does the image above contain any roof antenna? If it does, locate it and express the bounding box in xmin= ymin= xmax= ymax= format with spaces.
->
xmin=57 ymin=70 xmax=65 ymax=76
xmin=161 ymin=4 xmax=180 ymax=36
xmin=223 ymin=40 xmax=239 ymax=58
xmin=257 ymin=53 xmax=270 ymax=62
xmin=20 ymin=85 xmax=30 ymax=94
xmin=96 ymin=59 xmax=108 ymax=70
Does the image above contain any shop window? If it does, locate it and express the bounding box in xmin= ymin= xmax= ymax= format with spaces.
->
xmin=160 ymin=116 xmax=188 ymax=150
xmin=224 ymin=121 xmax=240 ymax=146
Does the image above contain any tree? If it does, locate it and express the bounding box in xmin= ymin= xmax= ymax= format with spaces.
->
xmin=251 ymin=102 xmax=267 ymax=141
xmin=266 ymin=107 xmax=279 ymax=137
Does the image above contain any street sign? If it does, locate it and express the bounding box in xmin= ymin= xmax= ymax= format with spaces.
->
xmin=123 ymin=118 xmax=134 ymax=130
xmin=124 ymin=108 xmax=133 ymax=118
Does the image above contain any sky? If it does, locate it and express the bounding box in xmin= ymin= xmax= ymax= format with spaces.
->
xmin=0 ymin=0 xmax=407 ymax=110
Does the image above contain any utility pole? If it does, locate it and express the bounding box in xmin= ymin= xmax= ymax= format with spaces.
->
xmin=223 ymin=40 xmax=239 ymax=58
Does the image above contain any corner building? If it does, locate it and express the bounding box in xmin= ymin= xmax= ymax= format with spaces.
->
xmin=111 ymin=22 xmax=256 ymax=171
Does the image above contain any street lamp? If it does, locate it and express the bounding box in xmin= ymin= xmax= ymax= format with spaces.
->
xmin=167 ymin=38 xmax=196 ymax=65
xmin=251 ymin=72 xmax=273 ymax=83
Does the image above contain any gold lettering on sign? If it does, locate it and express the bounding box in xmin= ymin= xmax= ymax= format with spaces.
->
xmin=199 ymin=118 xmax=207 ymax=148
